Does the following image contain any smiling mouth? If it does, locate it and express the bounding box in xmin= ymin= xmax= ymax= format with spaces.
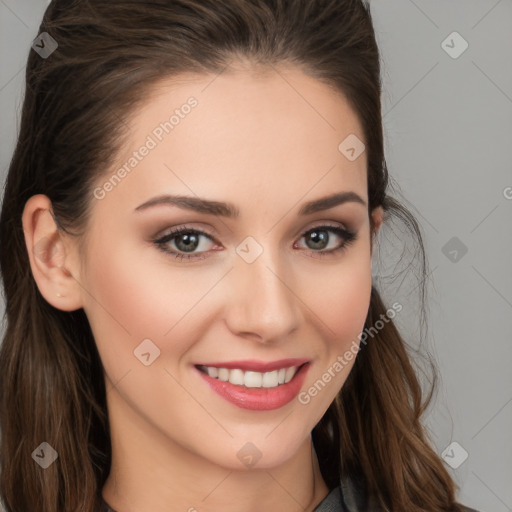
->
xmin=195 ymin=363 xmax=308 ymax=389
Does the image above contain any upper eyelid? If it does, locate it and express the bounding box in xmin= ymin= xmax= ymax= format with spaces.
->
xmin=157 ymin=222 xmax=353 ymax=246
xmin=153 ymin=223 xmax=357 ymax=262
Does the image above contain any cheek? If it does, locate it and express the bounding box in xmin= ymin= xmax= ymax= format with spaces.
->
xmin=80 ymin=235 xmax=198 ymax=370
xmin=80 ymin=229 xmax=231 ymax=381
xmin=334 ymin=268 xmax=372 ymax=341
xmin=302 ymin=250 xmax=373 ymax=351
xmin=296 ymin=257 xmax=372 ymax=417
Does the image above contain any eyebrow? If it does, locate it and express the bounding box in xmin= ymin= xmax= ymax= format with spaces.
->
xmin=134 ymin=191 xmax=367 ymax=218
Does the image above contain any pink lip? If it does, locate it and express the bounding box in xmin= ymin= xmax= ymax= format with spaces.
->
xmin=194 ymin=362 xmax=311 ymax=411
xmin=194 ymin=358 xmax=309 ymax=372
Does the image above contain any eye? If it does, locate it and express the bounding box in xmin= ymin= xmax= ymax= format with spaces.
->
xmin=153 ymin=225 xmax=217 ymax=261
xmin=152 ymin=223 xmax=358 ymax=261
xmin=294 ymin=224 xmax=357 ymax=258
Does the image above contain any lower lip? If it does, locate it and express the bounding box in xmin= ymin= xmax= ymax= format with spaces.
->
xmin=195 ymin=363 xmax=311 ymax=411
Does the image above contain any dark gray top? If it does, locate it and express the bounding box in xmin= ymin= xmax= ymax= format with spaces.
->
xmin=99 ymin=472 xmax=480 ymax=511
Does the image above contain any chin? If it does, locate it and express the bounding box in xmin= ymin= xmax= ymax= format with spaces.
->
xmin=205 ymin=431 xmax=308 ymax=471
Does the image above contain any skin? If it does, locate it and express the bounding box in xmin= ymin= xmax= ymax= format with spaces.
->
xmin=23 ymin=63 xmax=384 ymax=512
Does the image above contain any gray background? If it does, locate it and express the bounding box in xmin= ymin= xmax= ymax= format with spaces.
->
xmin=0 ymin=1 xmax=511 ymax=511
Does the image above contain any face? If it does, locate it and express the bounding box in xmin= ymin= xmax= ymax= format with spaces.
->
xmin=74 ymin=64 xmax=383 ymax=470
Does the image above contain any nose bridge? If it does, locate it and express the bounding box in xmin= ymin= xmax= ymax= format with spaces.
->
xmin=225 ymin=239 xmax=300 ymax=342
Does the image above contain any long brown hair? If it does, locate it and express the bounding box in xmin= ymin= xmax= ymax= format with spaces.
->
xmin=0 ymin=1 xmax=465 ymax=510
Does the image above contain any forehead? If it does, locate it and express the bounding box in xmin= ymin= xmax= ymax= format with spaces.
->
xmin=95 ymin=65 xmax=368 ymax=215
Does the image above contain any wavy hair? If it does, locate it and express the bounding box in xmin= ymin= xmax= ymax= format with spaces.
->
xmin=0 ymin=1 xmax=465 ymax=510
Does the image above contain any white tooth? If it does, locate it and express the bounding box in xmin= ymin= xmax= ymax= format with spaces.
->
xmin=217 ymin=368 xmax=230 ymax=382
xmin=205 ymin=366 xmax=297 ymax=388
xmin=284 ymin=366 xmax=297 ymax=384
xmin=262 ymin=370 xmax=279 ymax=388
xmin=229 ymin=368 xmax=245 ymax=385
xmin=244 ymin=371 xmax=263 ymax=388
xmin=207 ymin=366 xmax=218 ymax=378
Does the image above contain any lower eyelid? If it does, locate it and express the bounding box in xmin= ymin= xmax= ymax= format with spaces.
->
xmin=154 ymin=225 xmax=356 ymax=258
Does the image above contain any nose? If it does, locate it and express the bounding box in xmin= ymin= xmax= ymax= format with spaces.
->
xmin=223 ymin=245 xmax=301 ymax=345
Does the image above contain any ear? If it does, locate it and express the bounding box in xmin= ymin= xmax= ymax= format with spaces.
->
xmin=371 ymin=206 xmax=384 ymax=237
xmin=22 ymin=194 xmax=84 ymax=311
xmin=370 ymin=206 xmax=384 ymax=259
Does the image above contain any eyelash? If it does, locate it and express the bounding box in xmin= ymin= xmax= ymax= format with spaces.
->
xmin=153 ymin=224 xmax=357 ymax=262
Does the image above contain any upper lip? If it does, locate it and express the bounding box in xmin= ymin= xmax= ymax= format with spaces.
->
xmin=194 ymin=358 xmax=310 ymax=372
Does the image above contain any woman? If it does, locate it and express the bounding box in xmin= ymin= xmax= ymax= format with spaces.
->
xmin=0 ymin=1 xmax=480 ymax=511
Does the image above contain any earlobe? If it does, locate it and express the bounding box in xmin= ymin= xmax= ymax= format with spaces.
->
xmin=22 ymin=194 xmax=83 ymax=311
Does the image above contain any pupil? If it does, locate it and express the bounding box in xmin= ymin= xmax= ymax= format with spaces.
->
xmin=177 ymin=233 xmax=198 ymax=252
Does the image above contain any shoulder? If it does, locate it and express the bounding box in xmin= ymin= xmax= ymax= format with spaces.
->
xmin=339 ymin=472 xmax=482 ymax=512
